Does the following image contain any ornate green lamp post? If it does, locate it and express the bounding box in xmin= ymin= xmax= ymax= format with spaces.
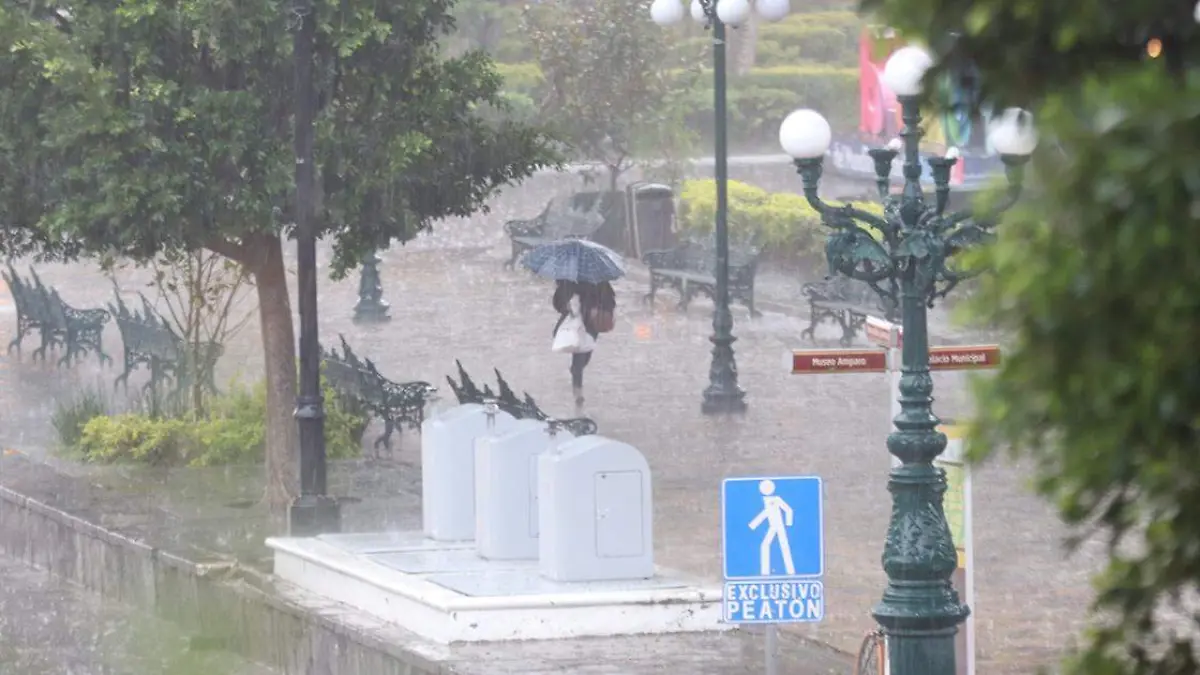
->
xmin=650 ymin=0 xmax=789 ymax=415
xmin=778 ymin=45 xmax=1037 ymax=674
xmin=353 ymin=248 xmax=391 ymax=323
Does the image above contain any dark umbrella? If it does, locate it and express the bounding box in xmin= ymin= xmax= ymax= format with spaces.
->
xmin=520 ymin=238 xmax=626 ymax=284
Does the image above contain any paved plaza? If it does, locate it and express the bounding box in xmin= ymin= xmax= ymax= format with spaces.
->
xmin=0 ymin=178 xmax=1102 ymax=673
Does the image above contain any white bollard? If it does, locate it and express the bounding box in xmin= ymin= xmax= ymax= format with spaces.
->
xmin=538 ymin=434 xmax=654 ymax=582
xmin=474 ymin=417 xmax=562 ymax=560
xmin=421 ymin=403 xmax=518 ymax=542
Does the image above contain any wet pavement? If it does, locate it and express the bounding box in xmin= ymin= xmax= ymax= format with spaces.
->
xmin=0 ymin=553 xmax=274 ymax=675
xmin=0 ymin=175 xmax=1095 ymax=673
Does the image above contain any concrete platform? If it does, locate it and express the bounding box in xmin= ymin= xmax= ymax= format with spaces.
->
xmin=267 ymin=531 xmax=728 ymax=644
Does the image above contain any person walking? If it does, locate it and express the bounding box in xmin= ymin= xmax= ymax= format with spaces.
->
xmin=552 ymin=279 xmax=616 ymax=406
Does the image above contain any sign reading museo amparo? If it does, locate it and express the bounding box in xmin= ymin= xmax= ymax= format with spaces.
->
xmin=721 ymin=476 xmax=825 ymax=624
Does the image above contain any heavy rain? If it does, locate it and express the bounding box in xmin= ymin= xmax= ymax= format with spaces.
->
xmin=0 ymin=0 xmax=1194 ymax=674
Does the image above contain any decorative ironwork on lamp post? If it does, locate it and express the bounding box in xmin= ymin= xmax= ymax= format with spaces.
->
xmin=289 ymin=0 xmax=340 ymax=536
xmin=778 ymin=46 xmax=1037 ymax=675
xmin=650 ymin=0 xmax=789 ymax=415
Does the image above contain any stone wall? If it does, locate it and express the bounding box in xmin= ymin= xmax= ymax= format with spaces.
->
xmin=0 ymin=457 xmax=442 ymax=675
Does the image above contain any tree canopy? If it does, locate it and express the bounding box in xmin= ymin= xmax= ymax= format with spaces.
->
xmin=0 ymin=0 xmax=557 ymax=506
xmin=523 ymin=0 xmax=696 ymax=190
xmin=0 ymin=0 xmax=555 ymax=271
xmin=864 ymin=0 xmax=1200 ymax=672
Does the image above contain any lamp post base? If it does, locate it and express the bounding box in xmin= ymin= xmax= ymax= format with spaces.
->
xmin=352 ymin=300 xmax=391 ymax=323
xmin=288 ymin=494 xmax=341 ymax=537
xmin=701 ymin=385 xmax=747 ymax=415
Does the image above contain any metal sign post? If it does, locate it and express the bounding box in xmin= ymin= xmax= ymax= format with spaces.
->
xmin=863 ymin=316 xmax=993 ymax=675
xmin=788 ymin=324 xmax=1000 ymax=675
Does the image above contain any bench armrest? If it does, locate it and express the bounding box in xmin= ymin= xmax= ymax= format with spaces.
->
xmin=504 ymin=216 xmax=545 ymax=238
xmin=65 ymin=306 xmax=111 ymax=326
xmin=801 ymin=280 xmax=831 ymax=300
xmin=641 ymin=249 xmax=677 ymax=270
xmin=560 ymin=417 xmax=598 ymax=437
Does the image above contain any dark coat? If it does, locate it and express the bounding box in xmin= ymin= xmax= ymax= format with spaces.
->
xmin=553 ymin=280 xmax=616 ymax=339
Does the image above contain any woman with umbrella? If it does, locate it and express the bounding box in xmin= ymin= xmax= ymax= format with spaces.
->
xmin=521 ymin=238 xmax=624 ymax=407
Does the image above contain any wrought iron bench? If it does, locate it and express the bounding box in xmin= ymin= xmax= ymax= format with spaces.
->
xmin=641 ymin=236 xmax=761 ymax=316
xmin=503 ymin=197 xmax=606 ymax=269
xmin=322 ymin=335 xmax=437 ymax=450
xmin=445 ymin=359 xmax=597 ymax=437
xmin=4 ymin=265 xmax=110 ymax=366
xmin=800 ymin=275 xmax=893 ymax=347
xmin=109 ymin=290 xmax=223 ymax=396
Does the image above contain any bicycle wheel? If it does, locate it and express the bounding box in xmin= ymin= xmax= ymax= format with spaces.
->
xmin=855 ymin=630 xmax=885 ymax=675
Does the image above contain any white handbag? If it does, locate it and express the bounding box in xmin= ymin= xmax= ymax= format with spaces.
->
xmin=552 ymin=313 xmax=595 ymax=354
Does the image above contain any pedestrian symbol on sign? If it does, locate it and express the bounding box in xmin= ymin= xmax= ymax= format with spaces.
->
xmin=722 ymin=475 xmax=823 ymax=580
xmin=748 ymin=479 xmax=795 ymax=576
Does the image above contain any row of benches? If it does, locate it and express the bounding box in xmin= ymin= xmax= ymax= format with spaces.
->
xmin=502 ymin=198 xmax=889 ymax=343
xmin=3 ymin=264 xmax=595 ymax=454
xmin=3 ymin=264 xmax=228 ymax=397
xmin=322 ymin=340 xmax=598 ymax=451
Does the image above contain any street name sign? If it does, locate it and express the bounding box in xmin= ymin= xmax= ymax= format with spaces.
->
xmin=721 ymin=476 xmax=825 ymax=625
xmin=929 ymin=345 xmax=1001 ymax=371
xmin=789 ymin=349 xmax=887 ymax=374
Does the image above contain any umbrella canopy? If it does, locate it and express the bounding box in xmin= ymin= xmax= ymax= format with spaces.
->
xmin=520 ymin=238 xmax=626 ymax=284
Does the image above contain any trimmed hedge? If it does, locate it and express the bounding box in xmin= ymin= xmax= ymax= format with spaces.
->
xmin=495 ymin=62 xmax=545 ymax=92
xmin=678 ymin=180 xmax=825 ymax=259
xmin=678 ymin=179 xmax=885 ymax=260
xmin=757 ymin=27 xmax=857 ymax=67
xmin=760 ymin=10 xmax=862 ymax=38
xmin=685 ymin=65 xmax=858 ymax=148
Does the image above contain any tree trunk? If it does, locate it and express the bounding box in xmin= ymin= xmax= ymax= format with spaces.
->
xmin=253 ymin=235 xmax=299 ymax=512
xmin=730 ymin=13 xmax=758 ymax=75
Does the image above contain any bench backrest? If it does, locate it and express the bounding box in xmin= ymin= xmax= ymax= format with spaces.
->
xmin=543 ymin=198 xmax=606 ymax=238
xmin=820 ymin=275 xmax=877 ymax=305
xmin=3 ymin=269 xmax=41 ymax=322
xmin=44 ymin=288 xmax=71 ymax=330
xmin=324 ymin=355 xmax=367 ymax=397
xmin=671 ymin=237 xmax=759 ymax=275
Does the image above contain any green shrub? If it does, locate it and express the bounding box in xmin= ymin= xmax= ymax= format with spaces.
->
xmin=678 ymin=179 xmax=884 ymax=260
xmin=52 ymin=386 xmax=112 ymax=449
xmin=76 ymin=378 xmax=367 ymax=467
xmin=678 ymin=179 xmax=825 ymax=259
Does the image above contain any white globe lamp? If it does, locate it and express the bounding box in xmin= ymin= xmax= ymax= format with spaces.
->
xmin=881 ymin=45 xmax=934 ymax=96
xmin=987 ymin=108 xmax=1038 ymax=156
xmin=650 ymin=0 xmax=685 ymax=26
xmin=755 ymin=0 xmax=791 ymax=22
xmin=715 ymin=0 xmax=751 ymax=26
xmin=689 ymin=0 xmax=707 ymax=23
xmin=779 ymin=109 xmax=833 ymax=160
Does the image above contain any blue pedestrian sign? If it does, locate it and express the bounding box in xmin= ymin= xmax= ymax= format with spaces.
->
xmin=723 ymin=579 xmax=825 ymax=623
xmin=722 ymin=475 xmax=824 ymax=580
xmin=721 ymin=475 xmax=825 ymax=625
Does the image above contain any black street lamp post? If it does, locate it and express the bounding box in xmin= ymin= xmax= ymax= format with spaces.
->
xmin=778 ymin=45 xmax=1036 ymax=675
xmin=650 ymin=0 xmax=790 ymax=415
xmin=288 ymin=0 xmax=340 ymax=536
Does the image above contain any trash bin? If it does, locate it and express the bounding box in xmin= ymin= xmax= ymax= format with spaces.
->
xmin=625 ymin=183 xmax=676 ymax=260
